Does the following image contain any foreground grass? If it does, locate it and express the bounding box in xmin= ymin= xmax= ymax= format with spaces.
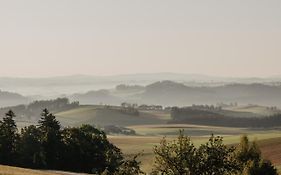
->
xmin=0 ymin=165 xmax=58 ymax=175
xmin=277 ymin=165 xmax=281 ymax=174
xmin=0 ymin=165 xmax=48 ymax=175
xmin=0 ymin=165 xmax=90 ymax=175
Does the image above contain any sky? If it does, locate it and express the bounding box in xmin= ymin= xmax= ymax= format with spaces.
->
xmin=0 ymin=0 xmax=280 ymax=78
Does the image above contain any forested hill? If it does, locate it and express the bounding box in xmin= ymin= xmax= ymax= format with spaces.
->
xmin=169 ymin=106 xmax=281 ymax=128
xmin=0 ymin=90 xmax=29 ymax=107
xmin=3 ymin=80 xmax=281 ymax=108
xmin=0 ymin=98 xmax=79 ymax=121
xmin=140 ymin=81 xmax=281 ymax=106
xmin=71 ymin=81 xmax=281 ymax=107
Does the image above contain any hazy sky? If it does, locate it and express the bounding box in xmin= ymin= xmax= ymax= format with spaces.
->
xmin=0 ymin=0 xmax=280 ymax=77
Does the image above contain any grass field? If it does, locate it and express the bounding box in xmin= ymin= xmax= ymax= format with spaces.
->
xmin=55 ymin=106 xmax=168 ymax=127
xmin=128 ymin=124 xmax=249 ymax=136
xmin=224 ymin=105 xmax=280 ymax=117
xmin=54 ymin=104 xmax=281 ymax=129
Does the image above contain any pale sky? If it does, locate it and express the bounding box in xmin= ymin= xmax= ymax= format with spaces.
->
xmin=0 ymin=0 xmax=280 ymax=77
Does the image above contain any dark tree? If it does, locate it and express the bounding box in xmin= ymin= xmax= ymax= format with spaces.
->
xmin=0 ymin=110 xmax=19 ymax=165
xmin=152 ymin=132 xmax=277 ymax=175
xmin=61 ymin=125 xmax=123 ymax=174
xmin=18 ymin=125 xmax=45 ymax=168
xmin=38 ymin=108 xmax=62 ymax=169
xmin=235 ymin=135 xmax=277 ymax=175
xmin=196 ymin=135 xmax=237 ymax=175
xmin=152 ymin=130 xmax=197 ymax=175
xmin=103 ymin=154 xmax=144 ymax=175
xmin=0 ymin=108 xmax=133 ymax=174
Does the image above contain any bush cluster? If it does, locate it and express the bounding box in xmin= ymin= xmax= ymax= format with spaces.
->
xmin=152 ymin=131 xmax=277 ymax=175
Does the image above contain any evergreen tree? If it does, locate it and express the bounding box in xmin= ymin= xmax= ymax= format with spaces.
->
xmin=0 ymin=110 xmax=19 ymax=165
xmin=38 ymin=108 xmax=62 ymax=169
xmin=18 ymin=125 xmax=45 ymax=168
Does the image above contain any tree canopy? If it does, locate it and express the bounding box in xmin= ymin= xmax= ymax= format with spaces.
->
xmin=0 ymin=109 xmax=126 ymax=174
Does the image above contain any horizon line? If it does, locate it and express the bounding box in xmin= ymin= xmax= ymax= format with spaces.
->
xmin=0 ymin=72 xmax=279 ymax=79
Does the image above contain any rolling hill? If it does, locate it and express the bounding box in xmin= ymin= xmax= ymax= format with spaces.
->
xmin=55 ymin=106 xmax=168 ymax=127
xmin=0 ymin=90 xmax=29 ymax=107
xmin=70 ymin=81 xmax=281 ymax=107
xmin=224 ymin=105 xmax=281 ymax=116
xmin=139 ymin=81 xmax=281 ymax=106
xmin=2 ymin=75 xmax=281 ymax=107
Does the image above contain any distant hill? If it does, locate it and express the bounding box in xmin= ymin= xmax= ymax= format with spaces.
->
xmin=70 ymin=81 xmax=281 ymax=107
xmin=0 ymin=90 xmax=29 ymax=107
xmin=71 ymin=90 xmax=122 ymax=105
xmin=1 ymin=73 xmax=281 ymax=97
xmin=139 ymin=81 xmax=281 ymax=106
xmin=0 ymin=98 xmax=79 ymax=128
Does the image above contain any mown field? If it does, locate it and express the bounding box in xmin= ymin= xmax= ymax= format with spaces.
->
xmin=54 ymin=104 xmax=280 ymax=128
xmin=55 ymin=106 xmax=169 ymax=127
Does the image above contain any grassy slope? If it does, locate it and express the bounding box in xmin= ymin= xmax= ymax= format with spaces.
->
xmin=258 ymin=137 xmax=281 ymax=165
xmin=55 ymin=106 xmax=168 ymax=127
xmin=218 ymin=110 xmax=259 ymax=118
xmin=224 ymin=105 xmax=280 ymax=116
xmin=54 ymin=104 xmax=281 ymax=128
xmin=128 ymin=124 xmax=248 ymax=136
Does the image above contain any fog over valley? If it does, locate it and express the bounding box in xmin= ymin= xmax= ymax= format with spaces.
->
xmin=1 ymin=0 xmax=281 ymax=174
xmin=2 ymin=73 xmax=281 ymax=107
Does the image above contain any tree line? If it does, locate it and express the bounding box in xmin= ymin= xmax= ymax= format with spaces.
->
xmin=0 ymin=109 xmax=141 ymax=174
xmin=0 ymin=98 xmax=79 ymax=120
xmin=170 ymin=107 xmax=281 ymax=128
